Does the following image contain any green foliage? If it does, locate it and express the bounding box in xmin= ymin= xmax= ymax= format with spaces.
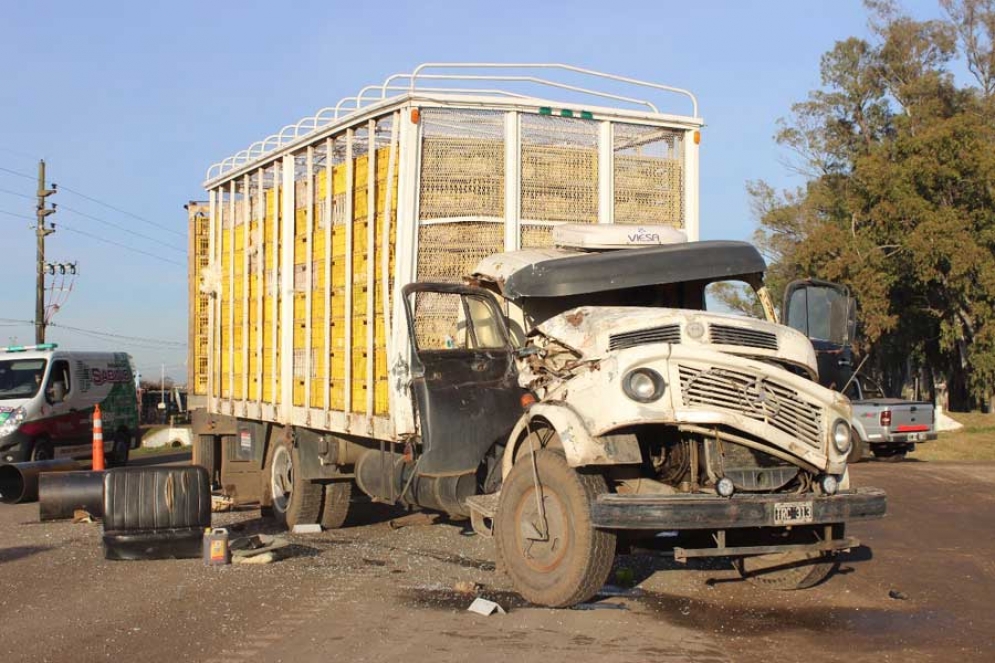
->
xmin=752 ymin=0 xmax=995 ymax=409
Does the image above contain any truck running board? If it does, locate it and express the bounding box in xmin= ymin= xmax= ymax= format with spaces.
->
xmin=465 ymin=492 xmax=501 ymax=538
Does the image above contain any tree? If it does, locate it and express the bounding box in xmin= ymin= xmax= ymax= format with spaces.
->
xmin=751 ymin=0 xmax=995 ymax=411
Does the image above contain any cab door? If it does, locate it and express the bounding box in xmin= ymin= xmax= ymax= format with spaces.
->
xmin=782 ymin=279 xmax=857 ymax=391
xmin=401 ymin=283 xmax=524 ymax=475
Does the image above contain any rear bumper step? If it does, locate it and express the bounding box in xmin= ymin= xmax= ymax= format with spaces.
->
xmin=591 ymin=487 xmax=886 ymax=530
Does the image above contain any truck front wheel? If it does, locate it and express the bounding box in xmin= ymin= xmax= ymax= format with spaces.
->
xmin=847 ymin=432 xmax=865 ymax=464
xmin=264 ymin=441 xmax=323 ymax=530
xmin=494 ymin=449 xmax=616 ymax=607
xmin=736 ymin=529 xmax=839 ymax=590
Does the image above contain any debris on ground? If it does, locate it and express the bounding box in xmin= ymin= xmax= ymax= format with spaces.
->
xmin=467 ymin=597 xmax=506 ymax=616
xmin=889 ymin=589 xmax=909 ymax=600
xmin=453 ymin=580 xmax=480 ymax=595
xmin=230 ymin=534 xmax=291 ymax=561
xmin=292 ymin=523 xmax=323 ymax=534
xmin=234 ymin=551 xmax=279 ymax=565
xmin=211 ymin=494 xmax=235 ymax=512
xmin=572 ymin=602 xmax=628 ymax=611
xmin=387 ymin=512 xmax=438 ymax=529
xmin=72 ymin=509 xmax=96 ymax=524
xmin=596 ymin=585 xmax=645 ymax=598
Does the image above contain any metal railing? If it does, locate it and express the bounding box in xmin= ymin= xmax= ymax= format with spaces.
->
xmin=205 ymin=63 xmax=700 ymax=182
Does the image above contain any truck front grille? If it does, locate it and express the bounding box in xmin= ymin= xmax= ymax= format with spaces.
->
xmin=709 ymin=324 xmax=778 ymax=350
xmin=609 ymin=324 xmax=681 ymax=350
xmin=678 ymin=364 xmax=823 ymax=448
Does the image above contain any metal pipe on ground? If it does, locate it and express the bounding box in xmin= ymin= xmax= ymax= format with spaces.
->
xmin=38 ymin=471 xmax=104 ymax=520
xmin=0 ymin=460 xmax=81 ymax=504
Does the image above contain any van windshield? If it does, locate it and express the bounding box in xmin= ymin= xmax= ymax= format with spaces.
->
xmin=0 ymin=359 xmax=47 ymax=400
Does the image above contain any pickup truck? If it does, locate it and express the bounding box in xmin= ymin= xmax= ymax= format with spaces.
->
xmin=845 ymin=375 xmax=936 ymax=462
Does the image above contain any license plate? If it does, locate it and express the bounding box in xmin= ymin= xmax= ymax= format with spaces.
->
xmin=907 ymin=432 xmax=924 ymax=442
xmin=774 ymin=501 xmax=814 ymax=526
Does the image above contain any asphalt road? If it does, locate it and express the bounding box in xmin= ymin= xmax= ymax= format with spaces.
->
xmin=0 ymin=459 xmax=991 ymax=662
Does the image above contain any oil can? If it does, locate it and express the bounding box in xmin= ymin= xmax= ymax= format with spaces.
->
xmin=202 ymin=527 xmax=231 ymax=565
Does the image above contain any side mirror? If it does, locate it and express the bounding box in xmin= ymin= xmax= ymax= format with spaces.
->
xmin=50 ymin=381 xmax=66 ymax=403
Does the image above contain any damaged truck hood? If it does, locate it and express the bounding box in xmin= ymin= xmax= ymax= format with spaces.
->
xmin=535 ymin=306 xmax=819 ymax=377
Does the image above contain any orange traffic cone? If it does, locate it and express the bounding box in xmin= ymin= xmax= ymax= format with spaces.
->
xmin=92 ymin=404 xmax=105 ymax=471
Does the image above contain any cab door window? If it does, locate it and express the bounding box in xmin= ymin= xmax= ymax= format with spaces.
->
xmin=46 ymin=360 xmax=71 ymax=404
xmin=411 ymin=290 xmax=509 ymax=352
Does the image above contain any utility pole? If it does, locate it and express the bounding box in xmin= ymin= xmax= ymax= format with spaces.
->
xmin=35 ymin=160 xmax=57 ymax=344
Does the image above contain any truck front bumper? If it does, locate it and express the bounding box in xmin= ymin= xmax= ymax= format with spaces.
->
xmin=590 ymin=487 xmax=886 ymax=530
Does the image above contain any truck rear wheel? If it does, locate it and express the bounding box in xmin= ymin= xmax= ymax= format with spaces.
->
xmin=319 ymin=481 xmax=352 ymax=530
xmin=264 ymin=441 xmax=323 ymax=530
xmin=494 ymin=449 xmax=616 ymax=607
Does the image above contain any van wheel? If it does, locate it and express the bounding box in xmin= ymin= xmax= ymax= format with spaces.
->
xmin=264 ymin=441 xmax=323 ymax=530
xmin=107 ymin=430 xmax=130 ymax=467
xmin=494 ymin=448 xmax=616 ymax=607
xmin=30 ymin=439 xmax=54 ymax=462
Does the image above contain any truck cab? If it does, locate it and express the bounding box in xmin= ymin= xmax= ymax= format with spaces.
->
xmin=400 ymin=225 xmax=885 ymax=606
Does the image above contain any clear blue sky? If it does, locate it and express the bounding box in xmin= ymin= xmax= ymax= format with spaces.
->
xmin=0 ymin=0 xmax=947 ymax=383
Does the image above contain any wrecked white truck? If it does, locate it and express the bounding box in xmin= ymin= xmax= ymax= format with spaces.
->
xmin=189 ymin=64 xmax=885 ymax=608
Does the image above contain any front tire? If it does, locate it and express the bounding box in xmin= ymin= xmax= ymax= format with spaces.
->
xmin=264 ymin=441 xmax=323 ymax=530
xmin=494 ymin=449 xmax=616 ymax=607
xmin=847 ymin=432 xmax=865 ymax=464
xmin=736 ymin=528 xmax=839 ymax=590
xmin=107 ymin=429 xmax=130 ymax=467
xmin=30 ymin=438 xmax=54 ymax=462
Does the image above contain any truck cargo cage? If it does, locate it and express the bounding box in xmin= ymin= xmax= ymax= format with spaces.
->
xmin=193 ymin=63 xmax=703 ymax=442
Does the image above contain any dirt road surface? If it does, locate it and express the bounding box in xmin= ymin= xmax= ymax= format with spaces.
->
xmin=0 ymin=458 xmax=992 ymax=662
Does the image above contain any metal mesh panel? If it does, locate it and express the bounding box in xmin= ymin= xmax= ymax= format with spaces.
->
xmin=614 ymin=123 xmax=684 ymax=227
xmin=419 ymin=109 xmax=505 ymax=221
xmin=416 ymin=221 xmax=503 ymax=283
xmin=521 ymin=115 xmax=598 ymax=223
xmin=520 ymin=223 xmax=557 ymax=250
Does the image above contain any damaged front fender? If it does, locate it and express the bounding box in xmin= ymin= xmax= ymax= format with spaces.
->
xmin=501 ymin=402 xmax=642 ymax=479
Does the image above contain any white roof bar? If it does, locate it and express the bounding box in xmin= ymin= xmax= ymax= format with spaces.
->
xmin=206 ymin=62 xmax=700 ymax=182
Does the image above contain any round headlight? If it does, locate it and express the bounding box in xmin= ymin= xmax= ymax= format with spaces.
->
xmin=716 ymin=477 xmax=735 ymax=497
xmin=832 ymin=419 xmax=851 ymax=454
xmin=622 ymin=368 xmax=665 ymax=403
xmin=820 ymin=474 xmax=839 ymax=495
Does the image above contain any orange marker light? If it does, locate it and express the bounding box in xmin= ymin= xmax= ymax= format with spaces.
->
xmin=520 ymin=393 xmax=537 ymax=408
xmin=693 ymin=130 xmax=701 ymax=145
xmin=410 ymin=108 xmax=420 ymax=124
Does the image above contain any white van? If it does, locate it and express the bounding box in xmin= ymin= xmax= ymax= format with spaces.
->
xmin=0 ymin=344 xmax=139 ymax=465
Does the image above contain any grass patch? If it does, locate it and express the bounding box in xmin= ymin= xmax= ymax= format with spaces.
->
xmin=910 ymin=412 xmax=995 ymax=462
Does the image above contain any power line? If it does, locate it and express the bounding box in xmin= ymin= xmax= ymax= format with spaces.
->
xmin=58 ymin=184 xmax=185 ymax=239
xmin=58 ymin=204 xmax=186 ymax=253
xmin=0 ymin=165 xmax=35 ymax=181
xmin=0 ymin=186 xmax=34 ymax=201
xmin=57 ymin=223 xmax=186 ymax=267
xmin=0 ymin=317 xmax=186 ymax=349
xmin=0 ymin=208 xmax=34 ymax=221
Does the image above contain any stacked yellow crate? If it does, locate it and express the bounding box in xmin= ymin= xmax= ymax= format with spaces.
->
xmin=219 ymin=211 xmax=231 ymax=399
xmin=261 ymin=187 xmax=278 ymax=404
xmin=232 ymin=206 xmax=246 ymax=401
